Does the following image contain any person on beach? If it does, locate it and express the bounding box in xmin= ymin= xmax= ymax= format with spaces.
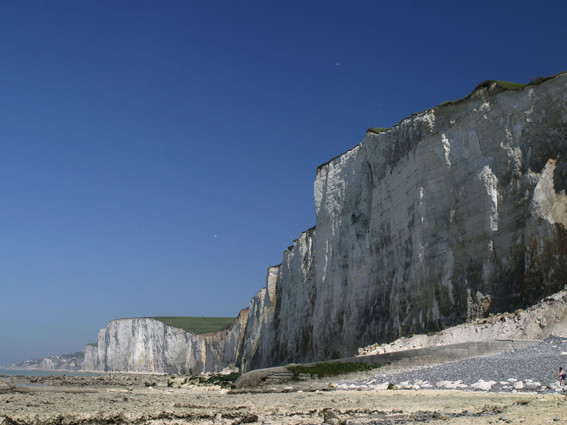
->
xmin=558 ymin=367 xmax=566 ymax=386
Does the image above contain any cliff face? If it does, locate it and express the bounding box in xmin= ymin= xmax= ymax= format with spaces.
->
xmin=85 ymin=73 xmax=567 ymax=373
xmin=84 ymin=311 xmax=248 ymax=374
xmin=11 ymin=353 xmax=84 ymax=371
xmin=242 ymin=74 xmax=567 ymax=368
xmin=357 ymin=287 xmax=567 ymax=356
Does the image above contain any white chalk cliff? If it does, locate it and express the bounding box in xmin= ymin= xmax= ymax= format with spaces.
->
xmin=83 ymin=311 xmax=248 ymax=373
xmin=85 ymin=73 xmax=567 ymax=373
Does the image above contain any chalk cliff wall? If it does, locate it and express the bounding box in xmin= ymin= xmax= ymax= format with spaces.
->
xmin=242 ymin=73 xmax=567 ymax=370
xmin=85 ymin=73 xmax=567 ymax=373
xmin=358 ymin=286 xmax=567 ymax=356
xmin=84 ymin=311 xmax=248 ymax=373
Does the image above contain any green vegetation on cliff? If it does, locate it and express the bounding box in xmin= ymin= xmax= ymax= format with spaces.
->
xmin=61 ymin=352 xmax=85 ymax=359
xmin=494 ymin=80 xmax=527 ymax=89
xmin=440 ymin=78 xmax=537 ymax=108
xmin=474 ymin=79 xmax=527 ymax=91
xmin=183 ymin=372 xmax=241 ymax=388
xmin=152 ymin=316 xmax=234 ymax=334
xmin=366 ymin=127 xmax=390 ymax=135
xmin=286 ymin=361 xmax=385 ymax=380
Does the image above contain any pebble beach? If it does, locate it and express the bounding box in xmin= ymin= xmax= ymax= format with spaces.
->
xmin=338 ymin=336 xmax=567 ymax=394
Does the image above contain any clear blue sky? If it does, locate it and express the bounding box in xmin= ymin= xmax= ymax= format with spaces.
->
xmin=1 ymin=0 xmax=565 ymax=366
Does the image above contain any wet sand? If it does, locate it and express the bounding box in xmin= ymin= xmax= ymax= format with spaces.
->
xmin=1 ymin=374 xmax=566 ymax=424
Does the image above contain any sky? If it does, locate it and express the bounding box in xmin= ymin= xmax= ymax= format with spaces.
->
xmin=1 ymin=0 xmax=566 ymax=366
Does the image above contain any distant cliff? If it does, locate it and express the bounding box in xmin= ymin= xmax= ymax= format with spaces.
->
xmin=83 ymin=312 xmax=248 ymax=374
xmin=11 ymin=352 xmax=84 ymax=371
xmin=85 ymin=72 xmax=567 ymax=373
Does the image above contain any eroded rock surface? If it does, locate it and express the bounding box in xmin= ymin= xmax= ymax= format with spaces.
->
xmin=242 ymin=74 xmax=567 ymax=369
xmin=358 ymin=287 xmax=567 ymax=356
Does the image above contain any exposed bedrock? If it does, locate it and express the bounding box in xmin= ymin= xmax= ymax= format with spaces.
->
xmin=83 ymin=311 xmax=248 ymax=374
xmin=85 ymin=73 xmax=567 ymax=373
xmin=243 ymin=74 xmax=567 ymax=369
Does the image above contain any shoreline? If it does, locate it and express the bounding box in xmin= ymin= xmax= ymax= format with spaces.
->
xmin=0 ymin=367 xmax=169 ymax=377
xmin=1 ymin=375 xmax=566 ymax=425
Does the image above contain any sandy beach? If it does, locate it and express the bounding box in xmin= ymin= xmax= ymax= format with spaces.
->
xmin=1 ymin=373 xmax=566 ymax=425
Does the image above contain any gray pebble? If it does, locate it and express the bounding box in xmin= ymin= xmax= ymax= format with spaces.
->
xmin=341 ymin=336 xmax=567 ymax=394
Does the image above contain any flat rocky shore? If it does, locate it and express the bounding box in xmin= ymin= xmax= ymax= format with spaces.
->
xmin=2 ymin=339 xmax=567 ymax=425
xmin=1 ymin=380 xmax=566 ymax=425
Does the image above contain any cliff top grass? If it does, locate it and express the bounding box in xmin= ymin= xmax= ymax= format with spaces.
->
xmin=61 ymin=352 xmax=84 ymax=359
xmin=318 ymin=72 xmax=562 ymax=178
xmin=151 ymin=316 xmax=235 ymax=334
xmin=440 ymin=76 xmax=554 ymax=108
xmin=473 ymin=79 xmax=527 ymax=91
xmin=366 ymin=127 xmax=390 ymax=135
